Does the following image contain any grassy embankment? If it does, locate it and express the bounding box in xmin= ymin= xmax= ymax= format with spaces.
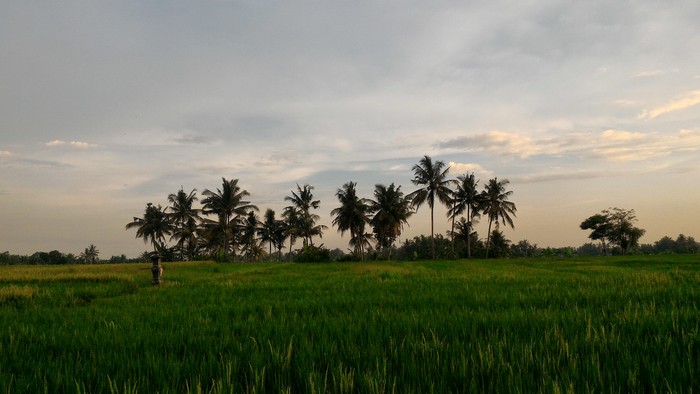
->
xmin=1 ymin=255 xmax=698 ymax=393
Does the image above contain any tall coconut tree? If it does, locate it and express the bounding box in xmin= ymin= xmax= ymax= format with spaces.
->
xmin=201 ymin=178 xmax=257 ymax=259
xmin=167 ymin=187 xmax=200 ymax=260
xmin=331 ymin=182 xmax=371 ymax=260
xmin=259 ymin=208 xmax=278 ymax=259
xmin=241 ymin=211 xmax=263 ymax=261
xmin=284 ymin=184 xmax=327 ymax=247
xmin=481 ymin=177 xmax=517 ymax=258
xmin=282 ymin=206 xmax=299 ymax=261
xmin=126 ymin=203 xmax=173 ymax=254
xmin=447 ymin=173 xmax=483 ymax=258
xmin=407 ymin=155 xmax=453 ymax=259
xmin=369 ymin=183 xmax=413 ymax=259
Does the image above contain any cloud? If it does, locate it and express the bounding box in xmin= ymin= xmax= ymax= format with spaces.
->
xmin=600 ymin=129 xmax=643 ymax=142
xmin=639 ymin=91 xmax=700 ymax=120
xmin=173 ymin=134 xmax=214 ymax=145
xmin=436 ymin=131 xmax=543 ymax=158
xmin=447 ymin=162 xmax=492 ymax=177
xmin=45 ymin=140 xmax=98 ymax=149
xmin=0 ymin=150 xmax=13 ymax=157
xmin=633 ymin=70 xmax=665 ymax=78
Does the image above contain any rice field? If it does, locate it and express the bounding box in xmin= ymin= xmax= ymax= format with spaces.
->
xmin=1 ymin=256 xmax=698 ymax=393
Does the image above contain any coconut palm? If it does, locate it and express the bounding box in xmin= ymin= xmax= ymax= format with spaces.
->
xmin=369 ymin=183 xmax=413 ymax=259
xmin=80 ymin=244 xmax=100 ymax=264
xmin=331 ymin=182 xmax=371 ymax=260
xmin=282 ymin=206 xmax=299 ymax=261
xmin=167 ymin=187 xmax=200 ymax=260
xmin=201 ymin=178 xmax=257 ymax=259
xmin=447 ymin=173 xmax=483 ymax=258
xmin=407 ymin=155 xmax=453 ymax=259
xmin=126 ymin=203 xmax=173 ymax=254
xmin=284 ymin=184 xmax=327 ymax=247
xmin=259 ymin=208 xmax=278 ymax=259
xmin=481 ymin=177 xmax=517 ymax=258
xmin=241 ymin=211 xmax=262 ymax=261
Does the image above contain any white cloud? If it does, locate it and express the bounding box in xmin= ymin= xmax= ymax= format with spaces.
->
xmin=639 ymin=91 xmax=700 ymax=120
xmin=0 ymin=150 xmax=13 ymax=157
xmin=600 ymin=129 xmax=644 ymax=142
xmin=634 ymin=70 xmax=666 ymax=78
xmin=447 ymin=162 xmax=491 ymax=177
xmin=45 ymin=140 xmax=98 ymax=149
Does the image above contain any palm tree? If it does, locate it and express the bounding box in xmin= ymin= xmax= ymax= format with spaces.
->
xmin=241 ymin=211 xmax=262 ymax=261
xmin=481 ymin=177 xmax=517 ymax=258
xmin=369 ymin=183 xmax=413 ymax=259
xmin=259 ymin=208 xmax=278 ymax=259
xmin=126 ymin=203 xmax=173 ymax=254
xmin=331 ymin=182 xmax=371 ymax=260
xmin=201 ymin=178 xmax=257 ymax=259
xmin=447 ymin=173 xmax=482 ymax=258
xmin=80 ymin=244 xmax=99 ymax=264
xmin=282 ymin=206 xmax=299 ymax=261
xmin=167 ymin=187 xmax=200 ymax=260
xmin=284 ymin=184 xmax=327 ymax=247
xmin=407 ymin=155 xmax=453 ymax=259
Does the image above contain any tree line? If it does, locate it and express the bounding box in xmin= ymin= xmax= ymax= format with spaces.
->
xmin=124 ymin=155 xmax=517 ymax=262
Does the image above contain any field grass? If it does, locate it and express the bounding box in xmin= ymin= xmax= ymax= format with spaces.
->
xmin=1 ymin=256 xmax=698 ymax=393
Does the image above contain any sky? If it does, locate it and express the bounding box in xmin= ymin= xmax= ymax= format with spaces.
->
xmin=1 ymin=1 xmax=699 ymax=258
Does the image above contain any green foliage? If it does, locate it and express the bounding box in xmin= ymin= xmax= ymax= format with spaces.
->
xmin=295 ymin=244 xmax=332 ymax=263
xmin=581 ymin=208 xmax=646 ymax=255
xmin=1 ymin=257 xmax=699 ymax=393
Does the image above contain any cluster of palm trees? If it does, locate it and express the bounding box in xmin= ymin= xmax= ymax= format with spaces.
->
xmin=126 ymin=155 xmax=516 ymax=261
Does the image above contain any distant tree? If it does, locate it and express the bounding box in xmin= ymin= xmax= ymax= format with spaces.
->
xmin=447 ymin=173 xmax=482 ymax=257
xmin=201 ymin=178 xmax=257 ymax=260
xmin=481 ymin=178 xmax=517 ymax=258
xmin=408 ymin=155 xmax=453 ymax=259
xmin=510 ymin=239 xmax=538 ymax=258
xmin=282 ymin=206 xmax=300 ymax=261
xmin=673 ymin=234 xmax=699 ymax=254
xmin=488 ymin=230 xmax=511 ymax=258
xmin=285 ymin=184 xmax=326 ymax=247
xmin=331 ymin=182 xmax=371 ymax=260
xmin=580 ymin=208 xmax=645 ymax=255
xmin=259 ymin=209 xmax=278 ymax=259
xmin=654 ymin=236 xmax=675 ymax=254
xmin=369 ymin=183 xmax=413 ymax=259
xmin=241 ymin=211 xmax=263 ymax=261
xmin=80 ymin=244 xmax=100 ymax=264
xmin=167 ymin=187 xmax=201 ymax=260
xmin=126 ymin=203 xmax=173 ymax=254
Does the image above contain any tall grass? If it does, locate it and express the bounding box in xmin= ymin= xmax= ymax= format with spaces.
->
xmin=1 ymin=256 xmax=698 ymax=393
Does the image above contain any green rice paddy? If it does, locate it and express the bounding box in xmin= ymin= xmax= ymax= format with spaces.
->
xmin=1 ymin=256 xmax=698 ymax=393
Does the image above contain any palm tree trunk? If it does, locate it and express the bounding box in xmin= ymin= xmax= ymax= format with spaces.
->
xmin=466 ymin=206 xmax=472 ymax=259
xmin=450 ymin=201 xmax=456 ymax=252
xmin=430 ymin=205 xmax=435 ymax=259
xmin=485 ymin=218 xmax=493 ymax=258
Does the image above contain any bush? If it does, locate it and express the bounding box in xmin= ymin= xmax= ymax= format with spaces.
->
xmin=295 ymin=245 xmax=332 ymax=263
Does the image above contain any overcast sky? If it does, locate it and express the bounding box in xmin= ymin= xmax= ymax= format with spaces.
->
xmin=2 ymin=1 xmax=699 ymax=258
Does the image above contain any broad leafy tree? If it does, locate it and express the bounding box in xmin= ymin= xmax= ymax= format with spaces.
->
xmin=126 ymin=203 xmax=173 ymax=254
xmin=370 ymin=183 xmax=413 ymax=259
xmin=408 ymin=155 xmax=453 ymax=259
xmin=582 ymin=208 xmax=645 ymax=255
xmin=447 ymin=173 xmax=482 ymax=257
xmin=201 ymin=178 xmax=257 ymax=259
xmin=481 ymin=177 xmax=517 ymax=258
xmin=331 ymin=182 xmax=371 ymax=260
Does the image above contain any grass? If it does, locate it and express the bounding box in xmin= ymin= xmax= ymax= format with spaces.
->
xmin=0 ymin=255 xmax=698 ymax=393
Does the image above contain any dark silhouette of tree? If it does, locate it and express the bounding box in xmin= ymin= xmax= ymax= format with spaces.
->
xmin=201 ymin=178 xmax=257 ymax=260
xmin=331 ymin=182 xmax=371 ymax=260
xmin=447 ymin=173 xmax=483 ymax=258
xmin=580 ymin=213 xmax=612 ymax=255
xmin=282 ymin=206 xmax=300 ymax=261
xmin=481 ymin=177 xmax=517 ymax=258
xmin=80 ymin=244 xmax=99 ymax=264
xmin=284 ymin=184 xmax=326 ymax=247
xmin=242 ymin=211 xmax=263 ymax=261
xmin=408 ymin=155 xmax=453 ymax=259
xmin=126 ymin=203 xmax=173 ymax=254
xmin=167 ymin=187 xmax=200 ymax=260
xmin=581 ymin=208 xmax=645 ymax=255
xmin=259 ymin=208 xmax=278 ymax=259
xmin=370 ymin=183 xmax=413 ymax=259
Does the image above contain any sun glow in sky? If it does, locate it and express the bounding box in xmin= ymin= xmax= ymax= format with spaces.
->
xmin=1 ymin=1 xmax=699 ymax=257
